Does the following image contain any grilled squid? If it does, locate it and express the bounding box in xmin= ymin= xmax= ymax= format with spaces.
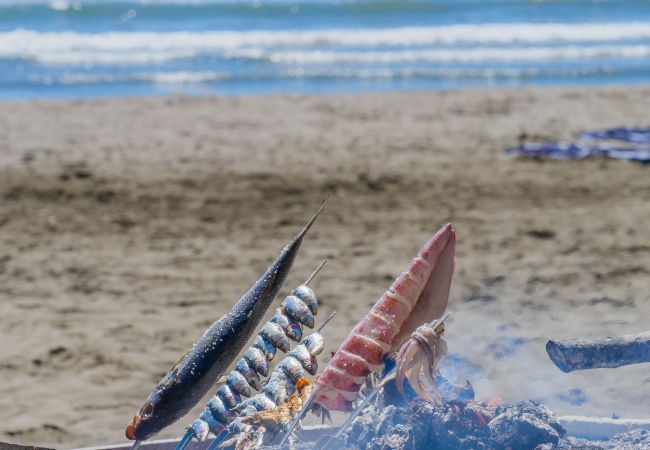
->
xmin=314 ymin=223 xmax=456 ymax=411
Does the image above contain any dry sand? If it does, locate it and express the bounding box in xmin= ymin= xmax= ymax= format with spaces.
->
xmin=1 ymin=85 xmax=649 ymax=448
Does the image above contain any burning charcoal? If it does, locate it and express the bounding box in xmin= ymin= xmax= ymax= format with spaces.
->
xmin=402 ymin=401 xmax=490 ymax=450
xmin=336 ymin=398 xmax=564 ymax=450
xmin=549 ymin=440 xmax=605 ymax=450
xmin=488 ymin=401 xmax=564 ymax=449
xmin=376 ymin=405 xmax=412 ymax=435
xmin=345 ymin=408 xmax=377 ymax=444
xmin=367 ymin=425 xmax=412 ymax=450
xmin=608 ymin=429 xmax=650 ymax=449
xmin=546 ymin=332 xmax=650 ymax=372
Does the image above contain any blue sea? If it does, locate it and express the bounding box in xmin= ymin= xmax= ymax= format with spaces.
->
xmin=1 ymin=0 xmax=650 ymax=98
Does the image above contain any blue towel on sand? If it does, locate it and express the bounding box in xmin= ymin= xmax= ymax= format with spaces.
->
xmin=507 ymin=127 xmax=650 ymax=164
xmin=578 ymin=127 xmax=650 ymax=144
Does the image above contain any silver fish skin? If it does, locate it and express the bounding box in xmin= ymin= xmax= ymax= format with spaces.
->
xmin=216 ymin=384 xmax=241 ymax=409
xmin=278 ymin=357 xmax=309 ymax=384
xmin=287 ymin=345 xmax=318 ymax=375
xmin=207 ymin=397 xmax=231 ymax=423
xmin=243 ymin=347 xmax=269 ymax=377
xmin=237 ymin=394 xmax=277 ymax=413
xmin=262 ymin=371 xmax=295 ymax=404
xmin=270 ymin=308 xmax=303 ymax=342
xmin=235 ymin=359 xmax=262 ymax=391
xmin=259 ymin=322 xmax=291 ymax=353
xmin=302 ymin=333 xmax=325 ymax=356
xmin=227 ymin=371 xmax=253 ymax=398
xmin=291 ymin=285 xmax=318 ymax=315
xmin=188 ymin=416 xmax=211 ymax=442
xmin=254 ymin=336 xmax=277 ymax=361
xmin=282 ymin=295 xmax=315 ymax=328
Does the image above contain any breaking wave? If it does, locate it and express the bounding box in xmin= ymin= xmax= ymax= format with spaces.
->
xmin=9 ymin=44 xmax=650 ymax=66
xmin=2 ymin=22 xmax=650 ymax=66
xmin=2 ymin=0 xmax=650 ymax=98
xmin=16 ymin=65 xmax=643 ymax=87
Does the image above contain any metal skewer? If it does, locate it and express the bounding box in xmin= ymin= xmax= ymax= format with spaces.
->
xmin=304 ymin=260 xmax=327 ymax=286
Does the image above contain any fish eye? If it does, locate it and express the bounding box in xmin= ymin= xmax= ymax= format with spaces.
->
xmin=141 ymin=403 xmax=155 ymax=420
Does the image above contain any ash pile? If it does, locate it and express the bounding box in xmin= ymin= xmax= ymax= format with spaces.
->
xmin=561 ymin=430 xmax=650 ymax=450
xmin=330 ymin=399 xmax=564 ymax=450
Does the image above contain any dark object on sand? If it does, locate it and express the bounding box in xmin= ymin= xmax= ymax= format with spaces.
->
xmin=546 ymin=332 xmax=650 ymax=373
xmin=125 ymin=200 xmax=326 ymax=441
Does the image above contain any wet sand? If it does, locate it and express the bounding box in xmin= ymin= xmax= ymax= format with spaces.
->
xmin=1 ymin=86 xmax=650 ymax=448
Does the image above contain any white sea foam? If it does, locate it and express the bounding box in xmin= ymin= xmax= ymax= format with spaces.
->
xmin=40 ymin=65 xmax=618 ymax=86
xmin=18 ymin=44 xmax=650 ymax=66
xmin=2 ymin=22 xmax=650 ymax=66
xmin=34 ymin=50 xmax=199 ymax=65
xmin=56 ymin=70 xmax=228 ymax=84
xmin=234 ymin=45 xmax=650 ymax=65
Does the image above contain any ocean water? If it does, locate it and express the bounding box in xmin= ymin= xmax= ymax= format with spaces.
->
xmin=1 ymin=0 xmax=650 ymax=98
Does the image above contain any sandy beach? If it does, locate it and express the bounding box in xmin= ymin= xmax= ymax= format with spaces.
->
xmin=1 ymin=85 xmax=650 ymax=448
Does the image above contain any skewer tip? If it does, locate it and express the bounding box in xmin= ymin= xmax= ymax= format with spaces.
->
xmin=304 ymin=259 xmax=328 ymax=286
xmin=431 ymin=311 xmax=452 ymax=328
xmin=295 ymin=196 xmax=329 ymax=242
xmin=317 ymin=311 xmax=337 ymax=332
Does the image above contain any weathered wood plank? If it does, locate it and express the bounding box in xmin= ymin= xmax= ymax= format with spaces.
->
xmin=546 ymin=332 xmax=650 ymax=372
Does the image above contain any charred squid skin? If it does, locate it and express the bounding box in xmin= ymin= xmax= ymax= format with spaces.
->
xmin=125 ymin=201 xmax=326 ymax=441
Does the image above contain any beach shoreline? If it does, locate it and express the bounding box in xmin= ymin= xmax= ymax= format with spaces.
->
xmin=1 ymin=85 xmax=650 ymax=448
